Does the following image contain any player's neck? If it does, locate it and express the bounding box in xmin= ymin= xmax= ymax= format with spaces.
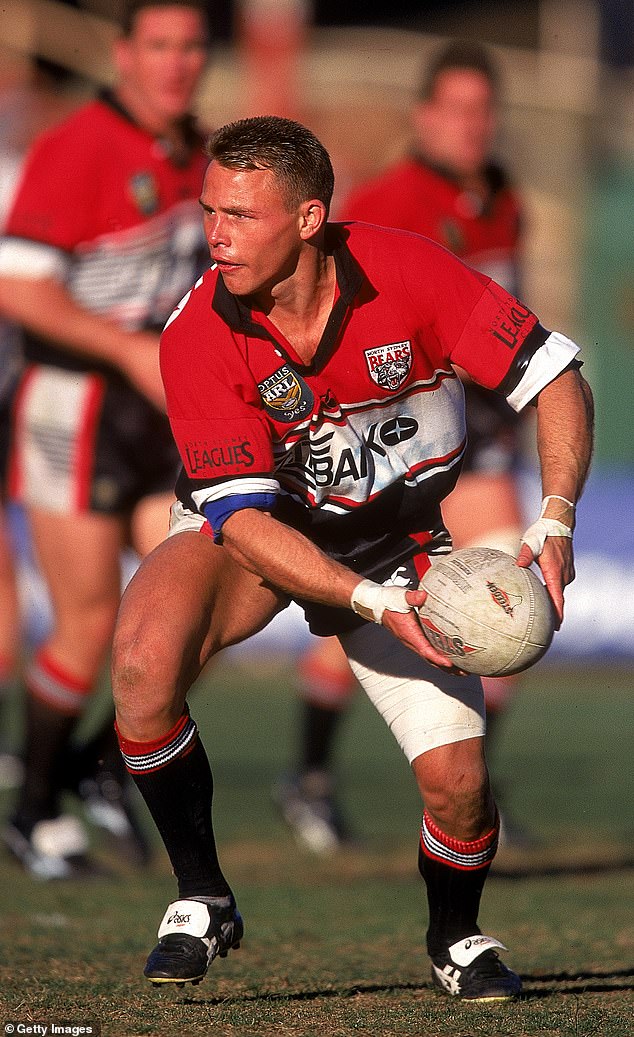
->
xmin=260 ymin=250 xmax=336 ymax=364
xmin=115 ymin=84 xmax=187 ymax=144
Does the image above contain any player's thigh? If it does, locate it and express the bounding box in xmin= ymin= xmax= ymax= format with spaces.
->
xmin=113 ymin=530 xmax=286 ymax=714
xmin=442 ymin=472 xmax=522 ymax=549
xmin=28 ymin=506 xmax=124 ymax=618
xmin=0 ymin=506 xmax=20 ymax=662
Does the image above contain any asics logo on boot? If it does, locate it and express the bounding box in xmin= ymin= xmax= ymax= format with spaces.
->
xmin=167 ymin=911 xmax=192 ymax=926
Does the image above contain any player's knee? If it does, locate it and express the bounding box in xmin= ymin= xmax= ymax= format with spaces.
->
xmin=111 ymin=614 xmax=176 ymax=721
xmin=424 ymin=781 xmax=492 ymax=838
xmin=414 ymin=742 xmax=493 ymax=838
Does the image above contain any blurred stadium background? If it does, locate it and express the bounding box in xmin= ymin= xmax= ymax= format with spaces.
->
xmin=2 ymin=0 xmax=633 ymax=663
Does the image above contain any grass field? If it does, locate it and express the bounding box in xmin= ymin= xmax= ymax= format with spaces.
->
xmin=0 ymin=657 xmax=632 ymax=1036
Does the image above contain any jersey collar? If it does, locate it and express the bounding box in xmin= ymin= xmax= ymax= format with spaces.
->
xmin=98 ymin=88 xmax=201 ymax=165
xmin=210 ymin=224 xmax=366 ymax=371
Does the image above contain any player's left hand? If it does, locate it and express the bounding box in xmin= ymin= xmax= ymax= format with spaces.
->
xmin=516 ymin=537 xmax=575 ymax=628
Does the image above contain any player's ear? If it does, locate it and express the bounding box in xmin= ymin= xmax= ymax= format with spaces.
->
xmin=299 ymin=199 xmax=327 ymax=241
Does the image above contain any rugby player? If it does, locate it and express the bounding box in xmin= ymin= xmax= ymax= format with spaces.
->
xmin=111 ymin=115 xmax=593 ymax=1000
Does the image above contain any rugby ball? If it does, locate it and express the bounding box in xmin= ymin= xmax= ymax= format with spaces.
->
xmin=418 ymin=547 xmax=555 ymax=677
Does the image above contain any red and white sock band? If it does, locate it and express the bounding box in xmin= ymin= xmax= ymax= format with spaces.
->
xmin=298 ymin=654 xmax=357 ymax=706
xmin=116 ymin=709 xmax=198 ymax=774
xmin=420 ymin=810 xmax=499 ymax=870
xmin=27 ymin=649 xmax=93 ymax=715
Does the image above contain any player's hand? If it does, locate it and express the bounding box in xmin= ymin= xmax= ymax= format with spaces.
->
xmin=517 ymin=537 xmax=574 ymax=628
xmin=381 ymin=588 xmax=468 ymax=674
xmin=119 ymin=331 xmax=166 ymax=412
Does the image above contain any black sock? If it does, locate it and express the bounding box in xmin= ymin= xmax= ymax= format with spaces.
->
xmin=300 ymin=700 xmax=343 ymax=774
xmin=13 ymin=649 xmax=95 ymax=833
xmin=117 ymin=707 xmax=231 ymax=899
xmin=418 ymin=810 xmax=499 ymax=959
xmin=13 ymin=693 xmax=79 ymax=834
xmin=63 ymin=707 xmax=128 ymax=793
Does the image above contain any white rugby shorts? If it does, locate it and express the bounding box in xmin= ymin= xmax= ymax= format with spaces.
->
xmin=339 ymin=622 xmax=485 ymax=762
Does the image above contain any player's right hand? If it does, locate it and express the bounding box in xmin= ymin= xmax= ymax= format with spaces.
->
xmin=382 ymin=589 xmax=468 ymax=674
xmin=350 ymin=578 xmax=465 ymax=672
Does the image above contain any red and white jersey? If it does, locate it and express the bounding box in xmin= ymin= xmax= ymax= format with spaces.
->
xmin=0 ymin=93 xmax=209 ymax=373
xmin=162 ymin=223 xmax=578 ymax=583
xmin=341 ymin=155 xmax=522 ymax=296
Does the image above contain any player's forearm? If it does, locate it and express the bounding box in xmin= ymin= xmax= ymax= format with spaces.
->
xmin=0 ymin=275 xmax=145 ymax=369
xmin=221 ymin=508 xmax=359 ymax=609
xmin=534 ymin=368 xmax=594 ymax=519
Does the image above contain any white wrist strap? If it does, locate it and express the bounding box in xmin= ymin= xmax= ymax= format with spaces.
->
xmin=520 ymin=496 xmax=574 ymax=558
xmin=350 ymin=579 xmax=413 ymax=625
xmin=541 ymin=494 xmax=576 ymax=511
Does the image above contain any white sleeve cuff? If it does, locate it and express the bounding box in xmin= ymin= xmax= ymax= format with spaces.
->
xmin=0 ymin=238 xmax=70 ymax=281
xmin=506 ymin=331 xmax=581 ymax=412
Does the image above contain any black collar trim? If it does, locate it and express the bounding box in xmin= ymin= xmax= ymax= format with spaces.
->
xmin=97 ymin=88 xmax=201 ymax=161
xmin=211 ymin=225 xmax=366 ymax=371
xmin=409 ymin=149 xmax=509 ymax=196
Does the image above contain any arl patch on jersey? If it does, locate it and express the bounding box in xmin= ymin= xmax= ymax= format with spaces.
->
xmin=364 ymin=341 xmax=412 ymax=392
xmin=258 ymin=364 xmax=314 ymax=423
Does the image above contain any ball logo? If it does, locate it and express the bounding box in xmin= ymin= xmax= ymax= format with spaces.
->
xmin=364 ymin=341 xmax=412 ymax=391
xmin=486 ymin=581 xmax=521 ymax=618
xmin=420 ymin=617 xmax=482 ymax=658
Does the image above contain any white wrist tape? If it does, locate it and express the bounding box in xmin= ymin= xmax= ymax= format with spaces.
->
xmin=542 ymin=494 xmax=576 ymax=510
xmin=520 ymin=496 xmax=574 ymax=558
xmin=350 ymin=579 xmax=413 ymax=625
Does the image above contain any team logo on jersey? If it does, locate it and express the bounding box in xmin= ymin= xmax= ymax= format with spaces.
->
xmin=258 ymin=365 xmax=314 ymax=423
xmin=129 ymin=172 xmax=159 ymax=216
xmin=364 ymin=341 xmax=412 ymax=392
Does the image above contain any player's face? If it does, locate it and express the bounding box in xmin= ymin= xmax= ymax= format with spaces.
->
xmin=115 ymin=6 xmax=208 ymax=127
xmin=200 ymin=162 xmax=309 ymax=299
xmin=415 ymin=68 xmax=498 ymax=177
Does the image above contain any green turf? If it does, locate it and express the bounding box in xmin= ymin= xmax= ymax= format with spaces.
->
xmin=0 ymin=659 xmax=632 ymax=1036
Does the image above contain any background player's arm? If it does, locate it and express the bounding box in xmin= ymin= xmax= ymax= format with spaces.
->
xmin=518 ymin=366 xmax=594 ymax=621
xmin=0 ymin=274 xmax=165 ymax=410
xmin=221 ymin=508 xmax=455 ymax=669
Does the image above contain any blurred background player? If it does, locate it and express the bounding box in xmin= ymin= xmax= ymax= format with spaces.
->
xmin=275 ymin=40 xmax=532 ymax=854
xmin=0 ymin=51 xmax=84 ymax=789
xmin=0 ymin=0 xmax=211 ymax=878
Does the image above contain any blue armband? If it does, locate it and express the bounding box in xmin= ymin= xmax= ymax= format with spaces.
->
xmin=202 ymin=493 xmax=278 ymax=543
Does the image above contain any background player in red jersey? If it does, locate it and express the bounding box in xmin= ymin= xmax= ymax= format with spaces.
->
xmin=0 ymin=0 xmax=210 ymax=878
xmin=110 ymin=115 xmax=592 ymax=1000
xmin=275 ymin=42 xmax=534 ymax=854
